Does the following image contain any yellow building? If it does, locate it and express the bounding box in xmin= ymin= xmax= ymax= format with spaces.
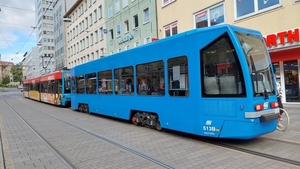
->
xmin=0 ymin=61 xmax=14 ymax=85
xmin=156 ymin=0 xmax=300 ymax=103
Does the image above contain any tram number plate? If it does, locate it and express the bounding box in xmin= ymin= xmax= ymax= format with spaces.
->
xmin=203 ymin=126 xmax=216 ymax=131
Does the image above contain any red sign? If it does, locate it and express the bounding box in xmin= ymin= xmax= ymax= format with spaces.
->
xmin=40 ymin=70 xmax=62 ymax=82
xmin=152 ymin=38 xmax=159 ymax=42
xmin=197 ymin=11 xmax=206 ymax=18
xmin=264 ymin=28 xmax=300 ymax=48
xmin=23 ymin=77 xmax=40 ymax=84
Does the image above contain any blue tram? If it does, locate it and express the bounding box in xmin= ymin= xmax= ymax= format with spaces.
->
xmin=70 ymin=24 xmax=279 ymax=139
xmin=23 ymin=69 xmax=71 ymax=107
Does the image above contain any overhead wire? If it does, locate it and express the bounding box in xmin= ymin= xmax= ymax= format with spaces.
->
xmin=0 ymin=21 xmax=34 ymax=28
xmin=0 ymin=5 xmax=36 ymax=61
xmin=0 ymin=4 xmax=35 ymax=12
xmin=0 ymin=30 xmax=16 ymax=55
xmin=4 ymin=0 xmax=153 ymax=62
xmin=10 ymin=0 xmax=56 ymax=61
xmin=15 ymin=27 xmax=36 ymax=56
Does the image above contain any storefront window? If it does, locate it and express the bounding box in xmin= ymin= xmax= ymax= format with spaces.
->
xmin=284 ymin=60 xmax=299 ymax=102
xmin=273 ymin=62 xmax=280 ymax=81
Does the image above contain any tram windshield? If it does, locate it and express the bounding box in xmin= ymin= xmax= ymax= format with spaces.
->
xmin=236 ymin=32 xmax=275 ymax=98
xmin=64 ymin=72 xmax=71 ymax=93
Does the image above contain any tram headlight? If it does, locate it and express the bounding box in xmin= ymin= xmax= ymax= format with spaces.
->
xmin=255 ymin=104 xmax=264 ymax=111
xmin=270 ymin=102 xmax=278 ymax=108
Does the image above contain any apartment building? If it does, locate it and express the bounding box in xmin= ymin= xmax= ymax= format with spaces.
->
xmin=0 ymin=55 xmax=14 ymax=85
xmin=35 ymin=0 xmax=56 ymax=74
xmin=52 ymin=0 xmax=77 ymax=70
xmin=65 ymin=0 xmax=106 ymax=68
xmin=23 ymin=47 xmax=40 ymax=79
xmin=105 ymin=0 xmax=158 ymax=54
xmin=157 ymin=0 xmax=300 ymax=103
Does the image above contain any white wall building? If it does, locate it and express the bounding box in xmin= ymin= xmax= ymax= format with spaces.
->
xmin=64 ymin=0 xmax=107 ymax=69
xmin=53 ymin=0 xmax=77 ymax=70
xmin=35 ymin=0 xmax=56 ymax=74
xmin=24 ymin=47 xmax=40 ymax=79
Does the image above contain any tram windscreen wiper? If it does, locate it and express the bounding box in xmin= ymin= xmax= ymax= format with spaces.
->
xmin=252 ymin=72 xmax=269 ymax=100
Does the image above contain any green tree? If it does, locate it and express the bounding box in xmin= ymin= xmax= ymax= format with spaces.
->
xmin=10 ymin=63 xmax=23 ymax=84
xmin=2 ymin=75 xmax=10 ymax=86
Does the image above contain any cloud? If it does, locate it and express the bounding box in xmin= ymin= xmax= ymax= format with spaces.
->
xmin=0 ymin=0 xmax=36 ymax=64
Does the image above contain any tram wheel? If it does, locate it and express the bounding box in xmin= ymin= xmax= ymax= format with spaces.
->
xmin=86 ymin=106 xmax=90 ymax=114
xmin=84 ymin=104 xmax=89 ymax=114
xmin=78 ymin=105 xmax=83 ymax=112
xmin=132 ymin=113 xmax=139 ymax=125
xmin=156 ymin=119 xmax=162 ymax=131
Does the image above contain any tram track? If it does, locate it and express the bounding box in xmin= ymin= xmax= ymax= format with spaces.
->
xmin=160 ymin=127 xmax=300 ymax=167
xmin=259 ymin=136 xmax=300 ymax=146
xmin=4 ymin=95 xmax=175 ymax=169
xmin=3 ymin=94 xmax=300 ymax=168
xmin=207 ymin=139 xmax=300 ymax=167
xmin=1 ymin=95 xmax=77 ymax=169
xmin=0 ymin=131 xmax=6 ymax=169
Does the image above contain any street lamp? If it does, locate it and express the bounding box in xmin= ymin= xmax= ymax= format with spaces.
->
xmin=63 ymin=17 xmax=71 ymax=22
xmin=41 ymin=53 xmax=54 ymax=73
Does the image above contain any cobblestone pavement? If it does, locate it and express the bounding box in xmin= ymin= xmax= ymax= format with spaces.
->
xmin=1 ymin=89 xmax=300 ymax=169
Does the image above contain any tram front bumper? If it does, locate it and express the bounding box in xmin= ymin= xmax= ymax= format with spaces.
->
xmin=245 ymin=108 xmax=279 ymax=122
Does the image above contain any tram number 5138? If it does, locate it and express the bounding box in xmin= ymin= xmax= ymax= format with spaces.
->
xmin=203 ymin=126 xmax=216 ymax=131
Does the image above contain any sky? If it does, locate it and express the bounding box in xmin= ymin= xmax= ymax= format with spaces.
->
xmin=0 ymin=0 xmax=36 ymax=64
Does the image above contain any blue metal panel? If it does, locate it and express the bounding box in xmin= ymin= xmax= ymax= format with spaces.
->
xmin=70 ymin=24 xmax=278 ymax=139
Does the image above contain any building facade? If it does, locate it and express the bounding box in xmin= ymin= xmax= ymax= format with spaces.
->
xmin=156 ymin=0 xmax=300 ymax=103
xmin=0 ymin=56 xmax=15 ymax=85
xmin=65 ymin=0 xmax=107 ymax=69
xmin=60 ymin=0 xmax=300 ymax=103
xmin=53 ymin=0 xmax=77 ymax=70
xmin=64 ymin=0 xmax=158 ymax=68
xmin=23 ymin=47 xmax=40 ymax=79
xmin=105 ymin=0 xmax=158 ymax=54
xmin=53 ymin=0 xmax=67 ymax=70
xmin=35 ymin=0 xmax=56 ymax=74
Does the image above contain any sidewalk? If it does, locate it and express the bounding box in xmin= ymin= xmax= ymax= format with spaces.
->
xmin=264 ymin=103 xmax=300 ymax=142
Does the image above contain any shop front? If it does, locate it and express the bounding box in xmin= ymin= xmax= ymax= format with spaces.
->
xmin=265 ymin=28 xmax=300 ymax=103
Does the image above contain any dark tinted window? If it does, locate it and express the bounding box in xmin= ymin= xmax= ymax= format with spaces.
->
xmin=201 ymin=33 xmax=245 ymax=97
xmin=168 ymin=56 xmax=189 ymax=97
xmin=114 ymin=66 xmax=134 ymax=95
xmin=136 ymin=60 xmax=165 ymax=96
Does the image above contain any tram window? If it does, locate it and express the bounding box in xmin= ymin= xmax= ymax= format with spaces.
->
xmin=51 ymin=80 xmax=57 ymax=93
xmin=136 ymin=60 xmax=164 ymax=96
xmin=57 ymin=80 xmax=62 ymax=94
xmin=76 ymin=75 xmax=85 ymax=94
xmin=114 ymin=66 xmax=134 ymax=95
xmin=168 ymin=56 xmax=189 ymax=97
xmin=98 ymin=70 xmax=113 ymax=95
xmin=25 ymin=84 xmax=29 ymax=91
xmin=41 ymin=82 xmax=47 ymax=93
xmin=64 ymin=73 xmax=71 ymax=94
xmin=71 ymin=76 xmax=76 ymax=94
xmin=201 ymin=33 xmax=245 ymax=97
xmin=33 ymin=83 xmax=39 ymax=91
xmin=86 ymin=73 xmax=97 ymax=94
xmin=23 ymin=84 xmax=27 ymax=91
xmin=46 ymin=81 xmax=51 ymax=93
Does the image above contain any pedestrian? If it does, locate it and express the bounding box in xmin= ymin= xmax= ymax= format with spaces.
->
xmin=276 ymin=82 xmax=284 ymax=128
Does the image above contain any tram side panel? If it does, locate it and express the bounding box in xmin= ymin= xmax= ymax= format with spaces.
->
xmin=70 ymin=25 xmax=278 ymax=139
